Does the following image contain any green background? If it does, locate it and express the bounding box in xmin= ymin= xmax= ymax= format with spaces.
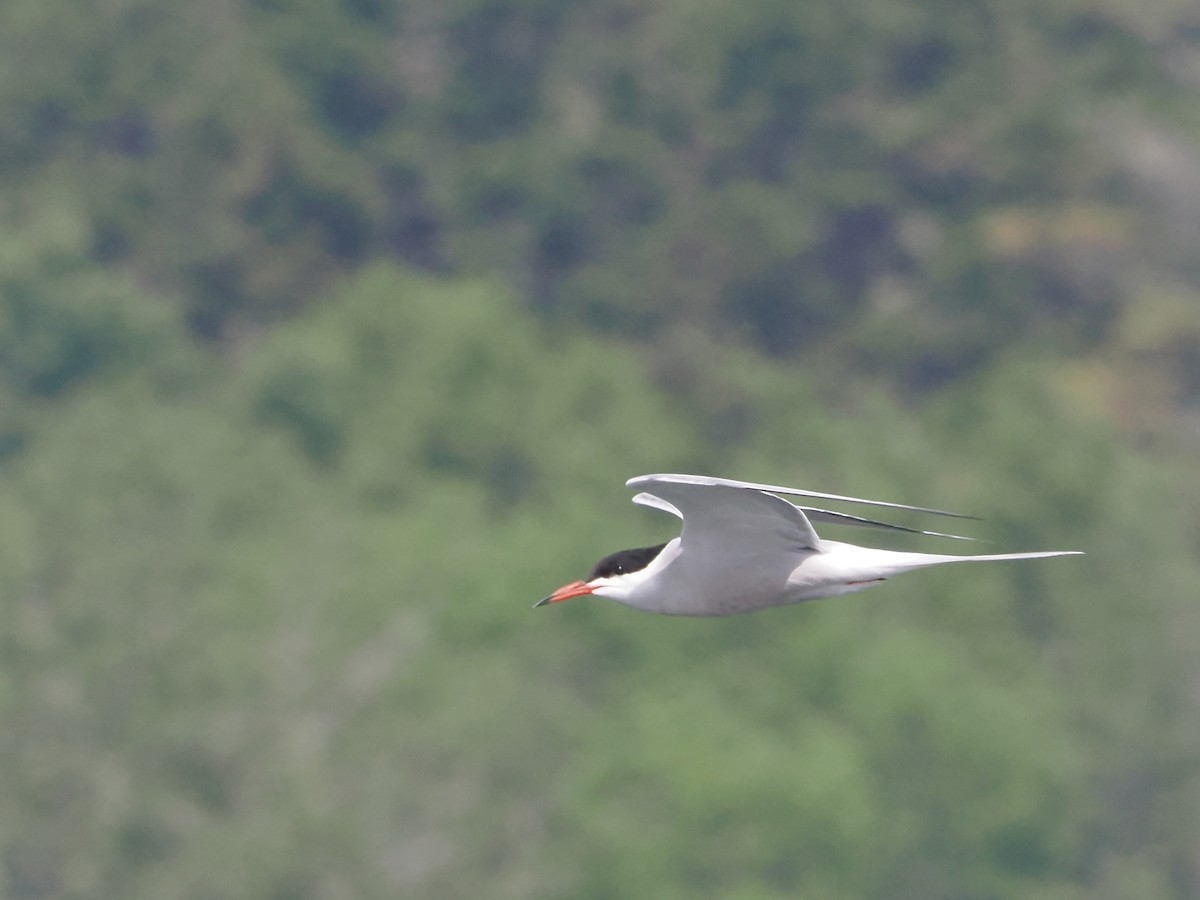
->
xmin=0 ymin=0 xmax=1198 ymax=896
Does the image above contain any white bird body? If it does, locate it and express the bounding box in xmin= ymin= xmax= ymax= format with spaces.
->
xmin=536 ymin=474 xmax=1082 ymax=617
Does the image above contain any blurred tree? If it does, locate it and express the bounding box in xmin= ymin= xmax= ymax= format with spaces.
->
xmin=0 ymin=268 xmax=1193 ymax=897
xmin=0 ymin=0 xmax=1190 ymax=390
xmin=0 ymin=0 xmax=1198 ymax=895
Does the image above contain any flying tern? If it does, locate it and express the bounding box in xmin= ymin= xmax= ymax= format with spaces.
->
xmin=536 ymin=474 xmax=1082 ymax=616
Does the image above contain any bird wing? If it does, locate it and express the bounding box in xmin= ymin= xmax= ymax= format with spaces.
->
xmin=627 ymin=473 xmax=976 ymax=519
xmin=631 ymin=491 xmax=682 ymax=518
xmin=629 ymin=477 xmax=821 ymax=552
xmin=798 ymin=507 xmax=975 ymax=541
xmin=627 ymin=477 xmax=825 ymax=614
xmin=635 ymin=489 xmax=973 ymax=541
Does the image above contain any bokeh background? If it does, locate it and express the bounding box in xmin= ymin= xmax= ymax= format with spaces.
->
xmin=1 ymin=0 xmax=1199 ymax=897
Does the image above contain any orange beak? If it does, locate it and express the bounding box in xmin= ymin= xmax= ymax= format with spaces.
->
xmin=534 ymin=580 xmax=594 ymax=608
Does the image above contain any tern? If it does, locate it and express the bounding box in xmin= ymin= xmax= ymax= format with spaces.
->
xmin=536 ymin=474 xmax=1082 ymax=616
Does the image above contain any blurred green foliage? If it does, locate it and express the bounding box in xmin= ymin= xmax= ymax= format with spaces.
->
xmin=0 ymin=0 xmax=1198 ymax=897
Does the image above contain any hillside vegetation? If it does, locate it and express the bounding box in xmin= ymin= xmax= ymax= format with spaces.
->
xmin=0 ymin=0 xmax=1198 ymax=897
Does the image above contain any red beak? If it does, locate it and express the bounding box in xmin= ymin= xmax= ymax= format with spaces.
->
xmin=534 ymin=580 xmax=594 ymax=608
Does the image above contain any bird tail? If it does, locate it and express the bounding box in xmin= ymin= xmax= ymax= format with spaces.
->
xmin=877 ymin=549 xmax=1083 ymax=574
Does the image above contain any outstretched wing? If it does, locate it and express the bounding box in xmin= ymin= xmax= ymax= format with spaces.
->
xmin=628 ymin=473 xmax=976 ymax=520
xmin=633 ymin=483 xmax=975 ymax=545
xmin=627 ymin=476 xmax=824 ymax=614
xmin=629 ymin=477 xmax=820 ymax=553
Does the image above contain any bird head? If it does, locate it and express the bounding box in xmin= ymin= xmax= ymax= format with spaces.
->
xmin=535 ymin=542 xmax=669 ymax=608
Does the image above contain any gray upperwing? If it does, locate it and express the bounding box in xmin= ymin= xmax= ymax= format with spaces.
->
xmin=627 ymin=473 xmax=977 ymax=520
xmin=630 ymin=480 xmax=820 ymax=553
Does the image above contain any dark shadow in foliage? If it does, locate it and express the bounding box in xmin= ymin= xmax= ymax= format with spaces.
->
xmin=97 ymin=111 xmax=157 ymax=157
xmin=303 ymin=190 xmax=372 ymax=261
xmin=255 ymin=367 xmax=345 ymax=467
xmin=4 ymin=840 xmax=61 ymax=899
xmin=381 ymin=165 xmax=444 ymax=270
xmin=743 ymin=104 xmax=809 ymax=182
xmin=167 ymin=746 xmax=234 ymax=815
xmin=989 ymin=820 xmax=1054 ymax=877
xmin=316 ymin=68 xmax=402 ymax=140
xmin=466 ymin=175 xmax=525 ymax=221
xmin=0 ymin=427 xmax=26 ymax=465
xmin=243 ymin=156 xmax=373 ymax=261
xmin=0 ymin=284 xmax=147 ymax=397
xmin=190 ymin=116 xmax=239 ymax=163
xmin=892 ymin=151 xmax=980 ymax=208
xmin=0 ymin=99 xmax=71 ymax=169
xmin=531 ymin=210 xmax=590 ymax=309
xmin=342 ymin=0 xmax=398 ymax=27
xmin=486 ymin=447 xmax=538 ymax=515
xmin=1052 ymin=12 xmax=1161 ymax=90
xmin=902 ymin=333 xmax=998 ymax=393
xmin=891 ymin=37 xmax=958 ymax=92
xmin=718 ymin=208 xmax=897 ymax=356
xmin=606 ymin=69 xmax=642 ymax=124
xmin=1030 ymin=258 xmax=1122 ymax=349
xmin=90 ymin=216 xmax=132 ymax=263
xmin=717 ymin=31 xmax=814 ymax=181
xmin=118 ymin=818 xmax=179 ymax=866
xmin=819 ymin=206 xmax=896 ymax=299
xmin=1175 ymin=340 xmax=1200 ymax=406
xmin=185 ymin=257 xmax=247 ymax=341
xmin=720 ymin=260 xmax=836 ymax=356
xmin=576 ymin=152 xmax=666 ymax=226
xmin=536 ymin=213 xmax=589 ymax=273
xmin=422 ymin=429 xmax=468 ymax=476
xmin=444 ymin=1 xmax=564 ymax=141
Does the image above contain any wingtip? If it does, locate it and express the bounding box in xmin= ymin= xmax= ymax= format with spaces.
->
xmin=626 ymin=473 xmax=673 ymax=488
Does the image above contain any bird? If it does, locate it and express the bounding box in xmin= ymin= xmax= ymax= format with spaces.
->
xmin=535 ymin=474 xmax=1082 ymax=616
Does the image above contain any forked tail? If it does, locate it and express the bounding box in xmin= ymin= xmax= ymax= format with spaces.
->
xmin=883 ymin=549 xmax=1083 ymax=574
